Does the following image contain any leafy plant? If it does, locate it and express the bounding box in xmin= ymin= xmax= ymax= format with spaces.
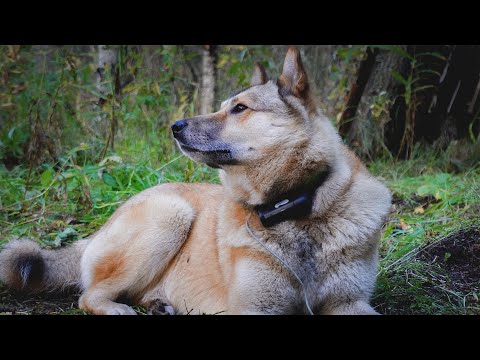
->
xmin=386 ymin=47 xmax=445 ymax=159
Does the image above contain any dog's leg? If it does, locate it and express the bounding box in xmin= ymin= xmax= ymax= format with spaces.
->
xmin=227 ymin=258 xmax=298 ymax=314
xmin=78 ymin=194 xmax=195 ymax=315
xmin=80 ymin=291 xmax=174 ymax=315
xmin=79 ymin=287 xmax=138 ymax=315
xmin=322 ymin=300 xmax=379 ymax=315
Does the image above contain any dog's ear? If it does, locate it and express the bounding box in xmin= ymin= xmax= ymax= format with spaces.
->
xmin=251 ymin=62 xmax=268 ymax=86
xmin=278 ymin=47 xmax=310 ymax=99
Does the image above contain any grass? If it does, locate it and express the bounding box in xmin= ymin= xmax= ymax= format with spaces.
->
xmin=0 ymin=145 xmax=479 ymax=315
xmin=0 ymin=147 xmax=218 ymax=248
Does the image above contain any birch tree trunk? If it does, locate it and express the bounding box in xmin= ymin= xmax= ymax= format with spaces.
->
xmin=200 ymin=45 xmax=217 ymax=114
xmin=96 ymin=45 xmax=117 ymax=155
xmin=97 ymin=45 xmax=116 ymax=98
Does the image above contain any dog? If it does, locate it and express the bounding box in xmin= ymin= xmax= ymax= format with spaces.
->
xmin=0 ymin=47 xmax=391 ymax=315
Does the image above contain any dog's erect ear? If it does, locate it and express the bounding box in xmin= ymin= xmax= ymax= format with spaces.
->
xmin=278 ymin=47 xmax=310 ymax=98
xmin=251 ymin=62 xmax=268 ymax=86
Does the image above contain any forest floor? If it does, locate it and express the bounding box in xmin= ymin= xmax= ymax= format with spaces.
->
xmin=0 ymin=153 xmax=479 ymax=315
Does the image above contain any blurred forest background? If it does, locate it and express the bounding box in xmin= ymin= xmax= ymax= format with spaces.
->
xmin=0 ymin=45 xmax=479 ymax=315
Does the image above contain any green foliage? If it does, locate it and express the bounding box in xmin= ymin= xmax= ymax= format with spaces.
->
xmin=217 ymin=45 xmax=275 ymax=100
xmin=0 ymin=126 xmax=29 ymax=161
xmin=1 ymin=45 xmax=282 ymax=168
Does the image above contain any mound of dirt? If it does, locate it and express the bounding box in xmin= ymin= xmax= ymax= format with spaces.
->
xmin=416 ymin=227 xmax=480 ymax=293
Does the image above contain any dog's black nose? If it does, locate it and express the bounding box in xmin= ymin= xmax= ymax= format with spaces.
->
xmin=171 ymin=119 xmax=188 ymax=135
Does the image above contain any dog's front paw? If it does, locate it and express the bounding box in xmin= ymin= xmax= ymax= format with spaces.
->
xmin=105 ymin=303 xmax=138 ymax=315
xmin=147 ymin=299 xmax=176 ymax=315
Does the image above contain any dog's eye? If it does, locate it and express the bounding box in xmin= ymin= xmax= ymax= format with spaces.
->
xmin=231 ymin=104 xmax=248 ymax=114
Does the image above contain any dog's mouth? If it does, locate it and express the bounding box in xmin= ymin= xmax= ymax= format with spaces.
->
xmin=179 ymin=143 xmax=231 ymax=155
xmin=176 ymin=140 xmax=237 ymax=168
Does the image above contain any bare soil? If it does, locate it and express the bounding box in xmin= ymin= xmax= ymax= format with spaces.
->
xmin=417 ymin=227 xmax=480 ymax=294
xmin=0 ymin=287 xmax=81 ymax=315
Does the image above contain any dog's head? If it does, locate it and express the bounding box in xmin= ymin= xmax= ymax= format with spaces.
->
xmin=172 ymin=47 xmax=317 ymax=168
xmin=172 ymin=47 xmax=341 ymax=204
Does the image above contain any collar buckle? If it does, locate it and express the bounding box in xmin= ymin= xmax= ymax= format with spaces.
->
xmin=255 ymin=169 xmax=330 ymax=227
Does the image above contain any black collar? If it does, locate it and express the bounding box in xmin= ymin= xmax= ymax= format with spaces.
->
xmin=255 ymin=168 xmax=330 ymax=227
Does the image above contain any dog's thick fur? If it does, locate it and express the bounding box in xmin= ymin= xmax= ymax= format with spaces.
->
xmin=0 ymin=48 xmax=391 ymax=315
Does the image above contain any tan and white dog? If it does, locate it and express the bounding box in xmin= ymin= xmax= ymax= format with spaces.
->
xmin=0 ymin=47 xmax=391 ymax=315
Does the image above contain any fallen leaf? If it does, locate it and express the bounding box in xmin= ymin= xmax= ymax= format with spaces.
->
xmin=414 ymin=206 xmax=425 ymax=214
xmin=98 ymin=155 xmax=123 ymax=167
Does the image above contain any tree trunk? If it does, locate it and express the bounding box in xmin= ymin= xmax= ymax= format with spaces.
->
xmin=200 ymin=45 xmax=218 ymax=115
xmin=338 ymin=47 xmax=378 ymax=140
xmin=342 ymin=46 xmax=410 ymax=159
xmin=96 ymin=45 xmax=117 ymax=155
xmin=97 ymin=45 xmax=117 ymax=99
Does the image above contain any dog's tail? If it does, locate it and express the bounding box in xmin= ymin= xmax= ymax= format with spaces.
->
xmin=0 ymin=238 xmax=89 ymax=293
